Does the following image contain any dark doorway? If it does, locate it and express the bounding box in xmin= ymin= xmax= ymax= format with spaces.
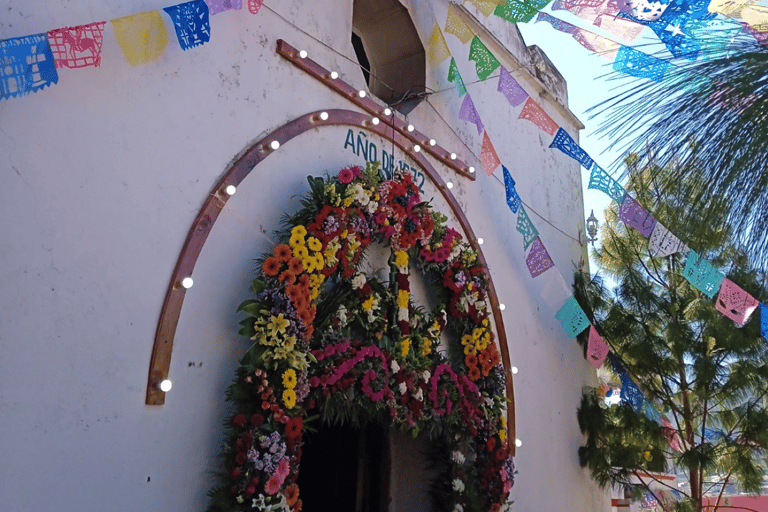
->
xmin=297 ymin=422 xmax=390 ymax=512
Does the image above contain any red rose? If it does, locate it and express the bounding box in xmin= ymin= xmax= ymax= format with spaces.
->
xmin=230 ymin=467 xmax=241 ymax=480
xmin=251 ymin=414 xmax=265 ymax=427
xmin=235 ymin=452 xmax=247 ymax=465
xmin=233 ymin=414 xmax=247 ymax=426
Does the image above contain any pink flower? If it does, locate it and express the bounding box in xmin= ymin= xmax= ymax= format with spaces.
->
xmin=338 ymin=167 xmax=355 ymax=184
xmin=264 ymin=473 xmax=283 ymax=495
xmin=276 ymin=458 xmax=290 ymax=479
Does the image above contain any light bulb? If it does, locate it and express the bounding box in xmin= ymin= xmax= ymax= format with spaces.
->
xmin=298 ymin=50 xmax=307 ymax=58
xmin=511 ymin=366 xmax=518 ymax=375
xmin=478 ymin=237 xmax=484 ymax=245
xmin=270 ymin=140 xmax=280 ymax=150
xmin=225 ymin=185 xmax=237 ymax=196
xmin=181 ymin=277 xmax=194 ymax=289
xmin=330 ymin=71 xmax=339 ymax=79
xmin=159 ymin=379 xmax=173 ymax=392
xmin=499 ymin=303 xmax=506 ymax=311
xmin=319 ymin=111 xmax=329 ymax=121
xmin=515 ymin=438 xmax=522 ymax=448
xmin=468 ymin=166 xmax=475 ymax=174
xmin=447 ymin=182 xmax=454 ymax=189
xmin=450 ymin=153 xmax=457 ymax=160
xmin=429 ymin=139 xmax=436 ymax=146
xmin=413 ymin=144 xmax=421 ymax=152
xmin=371 ymin=117 xmax=380 ymax=125
xmin=407 ymin=124 xmax=414 ymax=132
xmin=358 ymin=90 xmax=366 ymax=98
xmin=383 ymin=108 xmax=392 ymax=116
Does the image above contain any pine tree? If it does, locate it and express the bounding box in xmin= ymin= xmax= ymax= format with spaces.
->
xmin=574 ymin=155 xmax=768 ymax=512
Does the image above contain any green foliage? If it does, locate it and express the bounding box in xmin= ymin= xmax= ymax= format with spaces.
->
xmin=575 ymin=155 xmax=768 ymax=510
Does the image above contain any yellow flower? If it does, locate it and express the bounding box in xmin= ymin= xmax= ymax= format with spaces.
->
xmin=310 ymin=274 xmax=323 ymax=288
xmin=463 ymin=344 xmax=477 ymax=355
xmin=282 ymin=369 xmax=297 ymax=389
xmin=472 ymin=328 xmax=482 ymax=340
xmin=341 ymin=229 xmax=348 ymax=239
xmin=307 ymin=237 xmax=322 ymax=252
xmin=400 ymin=337 xmax=410 ymax=358
xmin=314 ymin=252 xmax=324 ymax=269
xmin=267 ymin=314 xmax=289 ymax=335
xmin=394 ymin=250 xmax=409 ymax=269
xmin=362 ymin=295 xmax=375 ymax=312
xmin=422 ymin=337 xmax=432 ymax=356
xmin=302 ymin=257 xmax=316 ymax=274
xmin=283 ymin=388 xmax=297 ymax=409
xmin=461 ymin=334 xmax=473 ymax=346
xmin=289 ymin=234 xmax=304 ymax=248
xmin=310 ymin=288 xmax=320 ymax=301
xmin=293 ymin=245 xmax=309 ymax=260
xmin=291 ymin=225 xmax=307 ymax=238
xmin=397 ymin=290 xmax=409 ymax=309
xmin=644 ymin=451 xmax=652 ymax=462
xmin=499 ymin=427 xmax=507 ymax=443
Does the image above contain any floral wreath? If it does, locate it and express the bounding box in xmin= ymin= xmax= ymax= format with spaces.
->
xmin=208 ymin=163 xmax=514 ymax=512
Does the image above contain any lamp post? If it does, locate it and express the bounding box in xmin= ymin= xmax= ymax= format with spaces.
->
xmin=586 ymin=210 xmax=599 ymax=246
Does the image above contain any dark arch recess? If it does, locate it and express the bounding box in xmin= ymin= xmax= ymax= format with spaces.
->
xmin=145 ymin=109 xmax=516 ymax=453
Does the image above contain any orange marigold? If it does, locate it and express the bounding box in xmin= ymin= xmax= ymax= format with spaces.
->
xmin=279 ymin=271 xmax=296 ymax=284
xmin=284 ymin=483 xmax=300 ymax=507
xmin=288 ymin=257 xmax=304 ymax=275
xmin=274 ymin=244 xmax=293 ymax=262
xmin=468 ymin=366 xmax=481 ymax=381
xmin=465 ymin=353 xmax=478 ymax=368
xmin=262 ymin=257 xmax=281 ymax=277
xmin=293 ymin=499 xmax=303 ymax=512
xmin=286 ymin=284 xmax=302 ymax=302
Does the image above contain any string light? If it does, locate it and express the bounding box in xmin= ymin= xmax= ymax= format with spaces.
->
xmin=358 ymin=90 xmax=366 ymax=98
xmin=225 ymin=185 xmax=237 ymax=196
xmin=319 ymin=111 xmax=329 ymax=121
xmin=512 ymin=366 xmax=518 ymax=375
xmin=159 ymin=379 xmax=173 ymax=392
xmin=298 ymin=50 xmax=307 ymax=58
xmin=407 ymin=124 xmax=414 ymax=132
xmin=450 ymin=153 xmax=457 ymax=160
xmin=181 ymin=277 xmax=194 ymax=289
xmin=329 ymin=71 xmax=339 ymax=79
xmin=371 ymin=117 xmax=380 ymax=125
xmin=429 ymin=139 xmax=436 ymax=146
xmin=515 ymin=438 xmax=522 ymax=448
xmin=499 ymin=303 xmax=506 ymax=311
xmin=413 ymin=144 xmax=421 ymax=152
xmin=468 ymin=166 xmax=475 ymax=174
xmin=270 ymin=140 xmax=280 ymax=150
xmin=383 ymin=108 xmax=392 ymax=116
xmin=447 ymin=181 xmax=454 ymax=189
xmin=478 ymin=237 xmax=484 ymax=245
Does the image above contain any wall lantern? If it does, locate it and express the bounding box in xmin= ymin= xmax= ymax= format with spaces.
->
xmin=586 ymin=210 xmax=599 ymax=246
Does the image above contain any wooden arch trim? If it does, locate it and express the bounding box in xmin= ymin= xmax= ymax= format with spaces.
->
xmin=146 ymin=109 xmax=515 ymax=452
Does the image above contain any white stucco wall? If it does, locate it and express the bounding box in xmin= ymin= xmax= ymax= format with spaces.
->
xmin=0 ymin=1 xmax=608 ymax=511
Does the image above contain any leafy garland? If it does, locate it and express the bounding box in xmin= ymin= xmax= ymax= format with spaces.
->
xmin=208 ymin=163 xmax=514 ymax=512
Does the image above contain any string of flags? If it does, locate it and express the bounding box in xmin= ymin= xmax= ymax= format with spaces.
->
xmin=431 ymin=7 xmax=768 ymax=425
xmin=0 ymin=0 xmax=264 ymax=101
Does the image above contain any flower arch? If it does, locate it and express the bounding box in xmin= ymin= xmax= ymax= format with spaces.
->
xmin=207 ymin=164 xmax=514 ymax=512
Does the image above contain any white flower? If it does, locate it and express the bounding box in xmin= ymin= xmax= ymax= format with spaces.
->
xmin=391 ymin=360 xmax=401 ymax=373
xmin=414 ymin=388 xmax=424 ymax=401
xmin=485 ymin=397 xmax=494 ymax=407
xmin=450 ymin=244 xmax=462 ymax=260
xmin=422 ymin=370 xmax=431 ymax=382
xmin=337 ymin=305 xmax=348 ymax=326
xmin=398 ymin=307 xmax=409 ymax=321
xmin=366 ymin=201 xmax=377 ymax=214
xmin=399 ymin=382 xmax=408 ymax=395
xmin=451 ymin=450 xmax=466 ymax=465
xmin=452 ymin=478 xmax=465 ymax=493
xmin=351 ymin=273 xmax=366 ymax=290
xmin=453 ymin=505 xmax=464 ymax=512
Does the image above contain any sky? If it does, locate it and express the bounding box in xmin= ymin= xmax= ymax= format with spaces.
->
xmin=516 ymin=10 xmax=661 ymax=248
